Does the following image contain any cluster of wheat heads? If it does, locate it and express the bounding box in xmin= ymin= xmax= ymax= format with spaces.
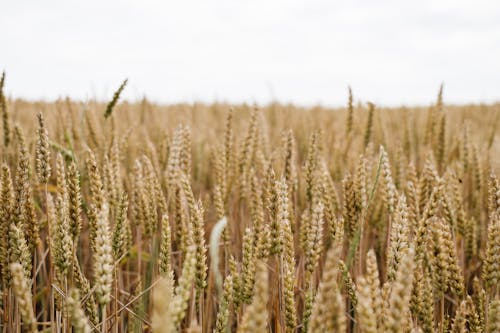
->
xmin=0 ymin=79 xmax=500 ymax=332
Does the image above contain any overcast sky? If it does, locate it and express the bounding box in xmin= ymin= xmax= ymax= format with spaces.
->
xmin=2 ymin=0 xmax=500 ymax=106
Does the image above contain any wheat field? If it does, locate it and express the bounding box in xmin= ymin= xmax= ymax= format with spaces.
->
xmin=1 ymin=75 xmax=500 ymax=332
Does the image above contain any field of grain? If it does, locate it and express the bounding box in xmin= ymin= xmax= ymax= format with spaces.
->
xmin=1 ymin=75 xmax=500 ymax=332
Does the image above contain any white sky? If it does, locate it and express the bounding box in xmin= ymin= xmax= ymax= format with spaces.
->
xmin=2 ymin=0 xmax=500 ymax=106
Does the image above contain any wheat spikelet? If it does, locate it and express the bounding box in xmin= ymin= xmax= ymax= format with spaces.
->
xmin=159 ymin=214 xmax=173 ymax=277
xmin=418 ymin=157 xmax=438 ymax=213
xmin=53 ymin=154 xmax=73 ymax=272
xmin=342 ymin=173 xmax=358 ymax=241
xmin=256 ymin=222 xmax=270 ymax=259
xmin=304 ymin=132 xmax=320 ymax=203
xmin=309 ymin=246 xmax=346 ymax=333
xmin=410 ymin=259 xmax=434 ymax=333
xmin=10 ymin=263 xmax=37 ymax=333
xmin=67 ymin=288 xmax=92 ymax=333
xmin=13 ymin=126 xmax=38 ymax=251
xmin=405 ymin=164 xmax=420 ymax=222
xmin=466 ymin=296 xmax=483 ymax=333
xmin=483 ymin=212 xmax=500 ymax=291
xmin=142 ymin=155 xmax=161 ymax=237
xmin=346 ymin=86 xmax=354 ymax=136
xmin=92 ymin=203 xmax=113 ymax=305
xmin=435 ymin=177 xmax=457 ymax=229
xmin=237 ymin=260 xmax=268 ymax=333
xmin=471 ymin=145 xmax=483 ymax=198
xmin=488 ymin=173 xmax=500 ymax=219
xmin=249 ymin=170 xmax=264 ymax=231
xmin=104 ymin=78 xmax=127 ymax=118
xmin=473 ymin=277 xmax=487 ymax=331
xmin=354 ymin=155 xmax=368 ymax=213
xmin=171 ymin=244 xmax=196 ymax=327
xmin=112 ymin=190 xmax=129 ymax=260
xmin=0 ymin=164 xmax=14 ymax=287
xmin=0 ymin=71 xmax=10 ymax=147
xmin=86 ymin=150 xmax=105 ymax=210
xmin=264 ymin=161 xmax=278 ymax=216
xmin=387 ymin=194 xmax=410 ymax=281
xmin=450 ymin=172 xmax=467 ymax=236
xmin=450 ymin=299 xmax=467 ymax=333
xmin=238 ymin=108 xmax=259 ymax=179
xmin=228 ymin=255 xmax=242 ymax=306
xmin=102 ymin=155 xmax=116 ymax=210
xmin=281 ymin=210 xmax=298 ymax=332
xmin=365 ymin=249 xmax=383 ymax=329
xmin=320 ymin=163 xmax=340 ymax=229
xmin=270 ymin=177 xmax=288 ymax=255
xmin=436 ymin=114 xmax=446 ymax=172
xmin=180 ymin=125 xmax=192 ymax=179
xmin=191 ymin=200 xmax=208 ymax=291
xmin=132 ymin=159 xmax=147 ymax=231
xmin=9 ymin=223 xmax=32 ymax=281
xmin=240 ymin=227 xmax=256 ymax=303
xmin=283 ymin=259 xmax=297 ymax=332
xmin=380 ymin=145 xmax=397 ymax=215
xmin=49 ymin=192 xmax=73 ymax=277
xmin=339 ymin=260 xmax=357 ymax=307
xmin=487 ymin=299 xmax=500 ymax=333
xmin=429 ymin=217 xmax=457 ymax=295
xmin=166 ymin=126 xmax=183 ymax=192
xmin=67 ymin=160 xmax=82 ymax=242
xmin=356 ymin=276 xmax=377 ymax=333
xmin=84 ymin=109 xmax=101 ymax=149
xmin=299 ymin=289 xmax=314 ymax=333
xmin=173 ymin=184 xmax=188 ymax=256
xmin=304 ymin=202 xmax=324 ymax=275
xmin=214 ymin=274 xmax=234 ymax=333
xmin=35 ymin=112 xmax=51 ymax=184
xmin=384 ymin=248 xmax=415 ymax=333
xmin=283 ymin=130 xmax=298 ymax=194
